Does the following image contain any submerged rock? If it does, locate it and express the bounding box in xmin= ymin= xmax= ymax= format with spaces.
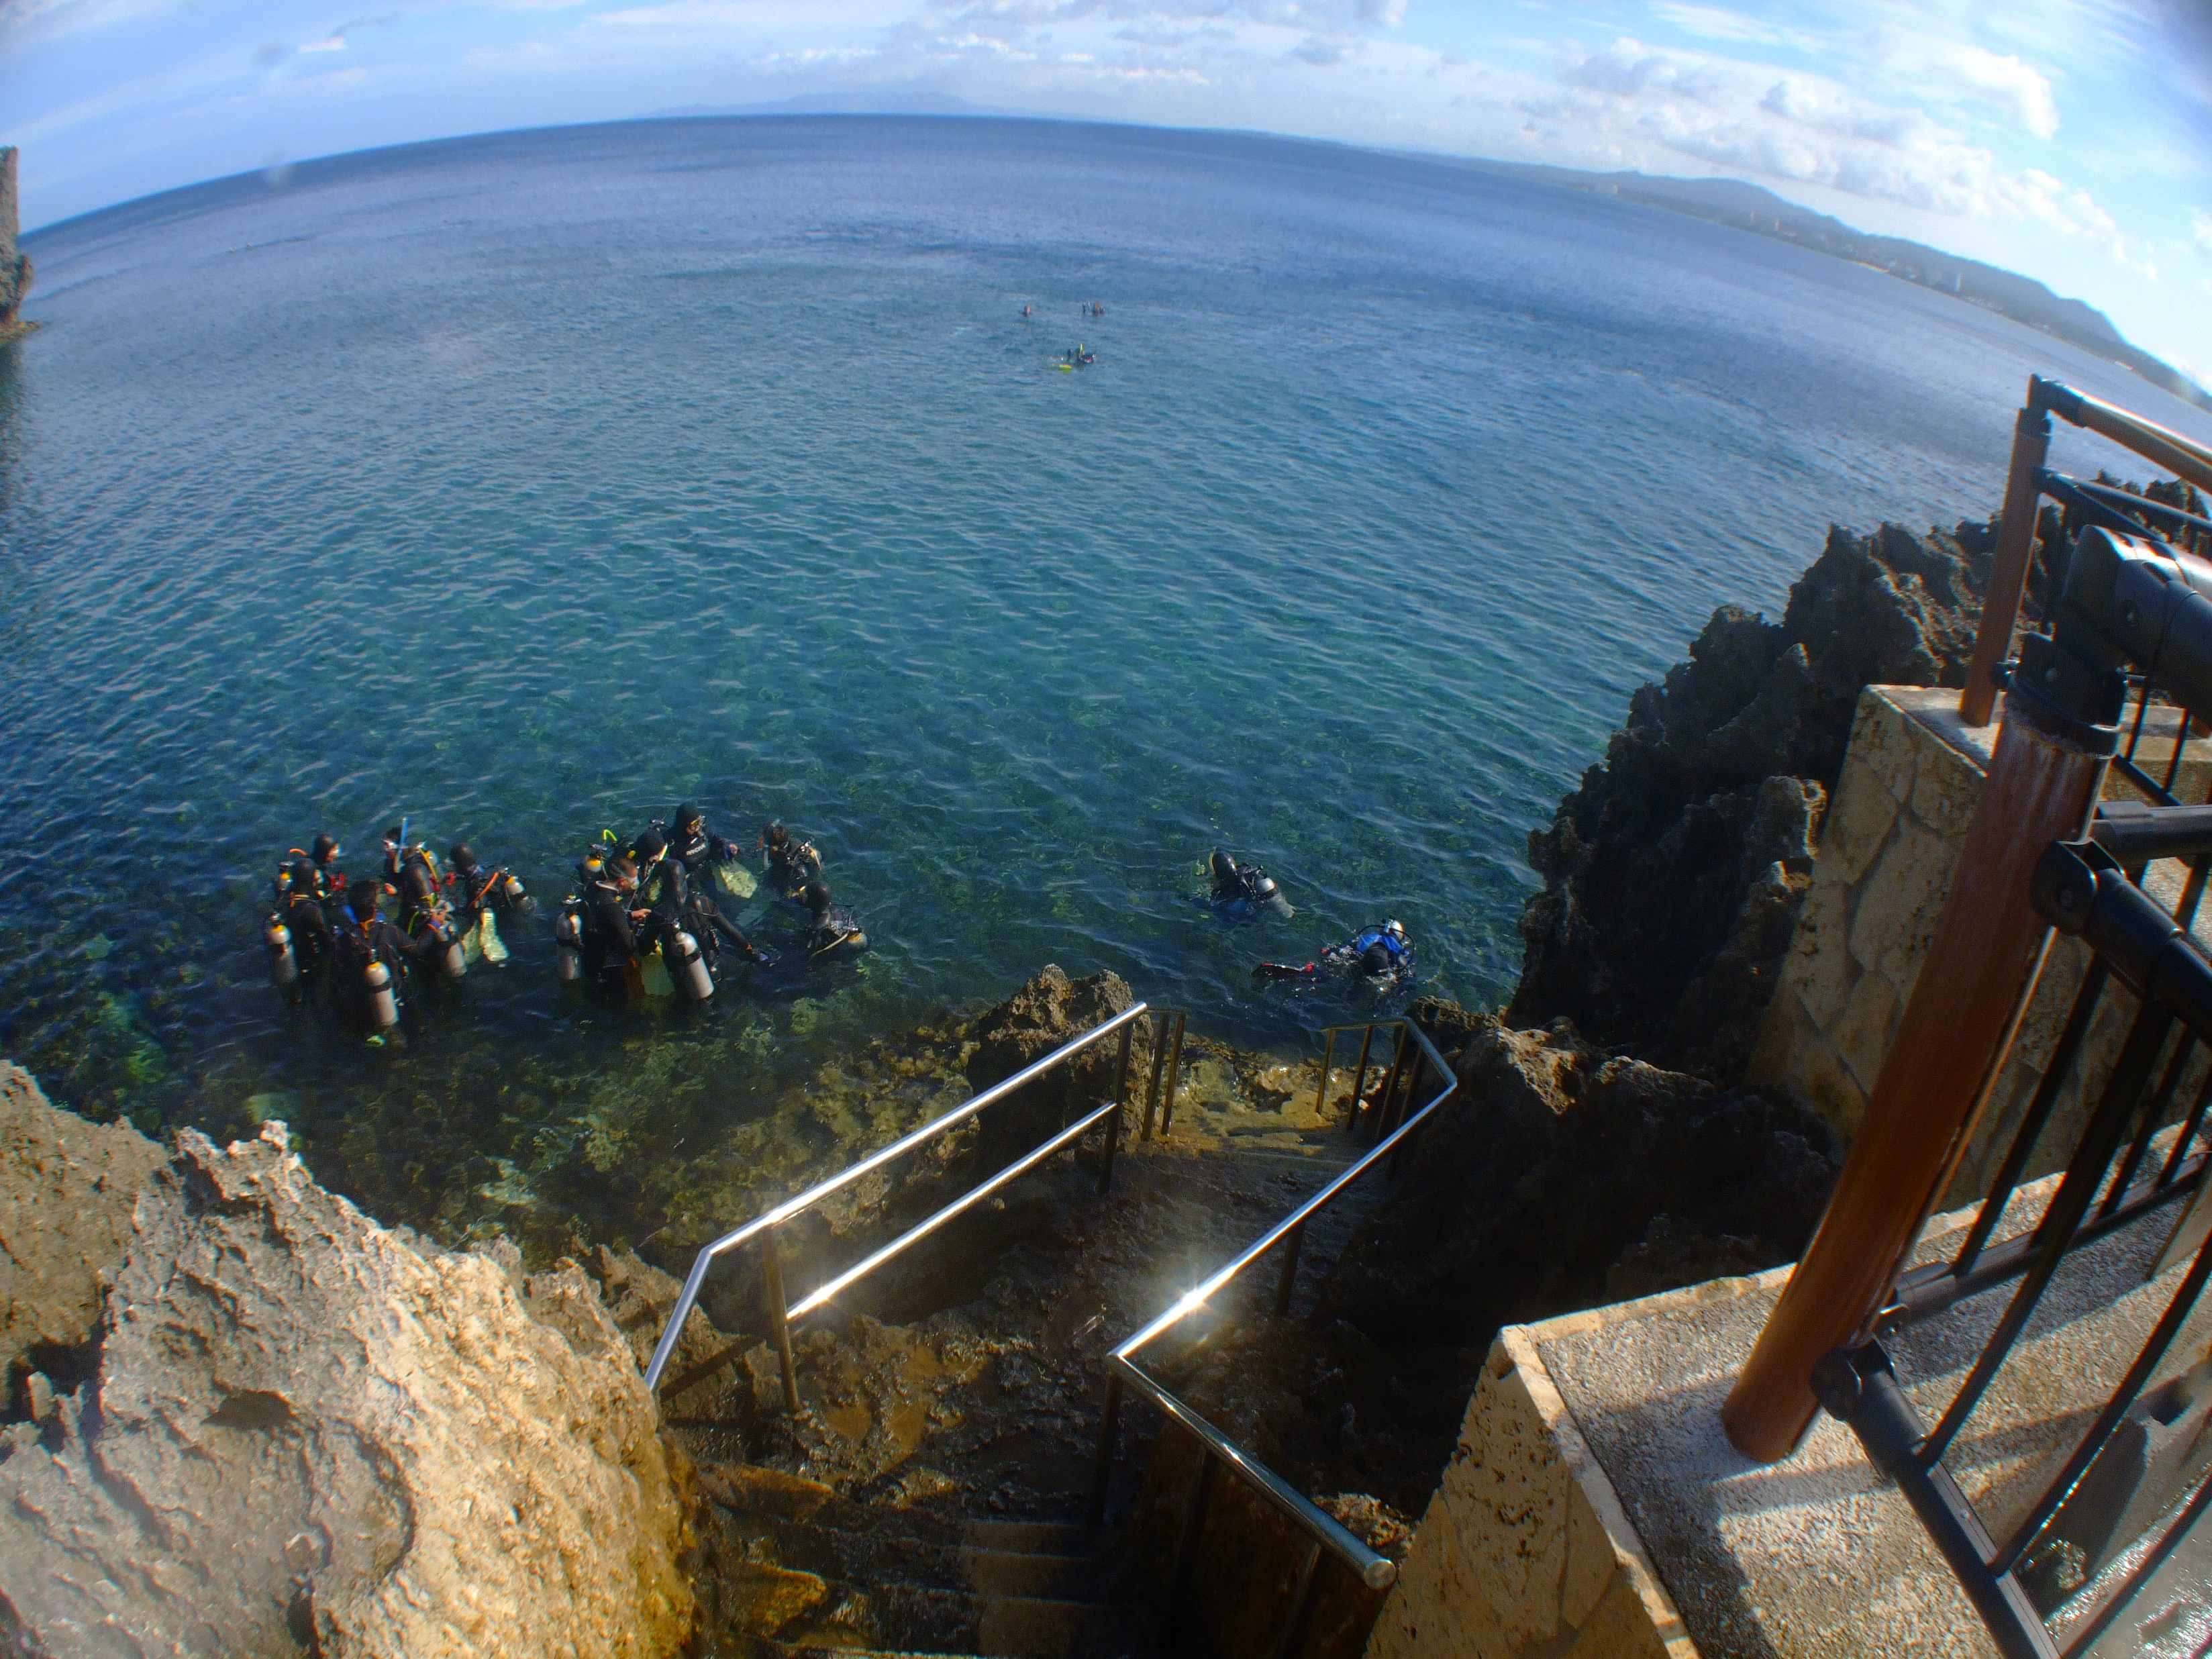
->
xmin=1511 ymin=519 xmax=1995 ymax=1076
xmin=0 ymin=1071 xmax=695 ymax=1658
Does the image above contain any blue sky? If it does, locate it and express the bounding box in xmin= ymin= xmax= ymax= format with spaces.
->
xmin=5 ymin=1 xmax=2211 ymax=380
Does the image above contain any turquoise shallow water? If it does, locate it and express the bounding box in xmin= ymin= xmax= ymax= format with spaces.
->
xmin=5 ymin=116 xmax=2209 ymax=1253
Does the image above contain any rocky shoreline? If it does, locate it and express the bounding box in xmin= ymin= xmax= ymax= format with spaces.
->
xmin=8 ymin=499 xmax=2201 ymax=1654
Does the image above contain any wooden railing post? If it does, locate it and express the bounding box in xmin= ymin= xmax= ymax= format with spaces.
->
xmin=1961 ymin=390 xmax=2054 ymax=727
xmin=1723 ymin=685 xmax=2113 ymax=1460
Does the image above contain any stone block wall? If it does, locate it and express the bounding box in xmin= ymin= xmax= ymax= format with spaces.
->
xmin=1363 ymin=1327 xmax=1693 ymax=1659
xmin=1747 ymin=685 xmax=2211 ymax=1199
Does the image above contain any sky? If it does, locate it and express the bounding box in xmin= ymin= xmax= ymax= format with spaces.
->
xmin=4 ymin=1 xmax=2211 ymax=381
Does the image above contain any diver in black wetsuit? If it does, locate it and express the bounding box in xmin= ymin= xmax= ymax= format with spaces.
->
xmin=759 ymin=822 xmax=823 ymax=902
xmin=578 ymin=854 xmax=644 ymax=989
xmin=668 ymin=804 xmax=738 ymax=879
xmin=1205 ymin=848 xmax=1292 ymax=919
xmin=330 ymin=880 xmax=440 ymax=1035
xmin=1254 ymin=919 xmax=1413 ymax=987
xmin=635 ymin=830 xmax=772 ymax=970
xmin=449 ymin=844 xmax=534 ymax=924
xmin=277 ymin=856 xmax=337 ymax=989
xmin=799 ymin=880 xmax=867 ymax=964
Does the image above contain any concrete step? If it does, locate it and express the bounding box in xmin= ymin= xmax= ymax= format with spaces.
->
xmin=955 ymin=1546 xmax=1105 ymax=1601
xmin=959 ymin=1519 xmax=1103 ymax=1557
xmin=744 ymin=1518 xmax=1105 ymax=1602
xmin=974 ymin=1595 xmax=1128 ymax=1658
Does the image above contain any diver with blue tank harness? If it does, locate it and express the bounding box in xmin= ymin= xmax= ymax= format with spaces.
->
xmin=1254 ymin=919 xmax=1414 ymax=988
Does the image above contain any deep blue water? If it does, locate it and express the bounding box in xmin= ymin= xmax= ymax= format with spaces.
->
xmin=5 ymin=116 xmax=2208 ymax=1252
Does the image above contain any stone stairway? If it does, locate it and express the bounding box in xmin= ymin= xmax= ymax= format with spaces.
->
xmin=696 ymin=1463 xmax=1143 ymax=1658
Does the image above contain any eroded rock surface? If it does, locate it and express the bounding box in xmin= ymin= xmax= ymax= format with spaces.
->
xmin=1320 ymin=1020 xmax=1840 ymax=1348
xmin=1511 ymin=519 xmax=1994 ymax=1076
xmin=0 ymin=1061 xmax=168 ymax=1386
xmin=964 ymin=964 xmax=1148 ymax=1159
xmin=0 ymin=1080 xmax=694 ymax=1659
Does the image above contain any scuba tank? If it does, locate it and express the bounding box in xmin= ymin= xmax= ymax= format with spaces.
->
xmin=502 ymin=872 xmax=538 ymax=917
xmin=264 ymin=918 xmax=298 ymax=989
xmin=554 ymin=902 xmax=585 ymax=983
xmin=439 ymin=921 xmax=467 ymax=981
xmin=363 ymin=958 xmax=400 ymax=1032
xmin=1251 ymin=870 xmax=1293 ymax=919
xmin=668 ymin=928 xmax=715 ymax=1001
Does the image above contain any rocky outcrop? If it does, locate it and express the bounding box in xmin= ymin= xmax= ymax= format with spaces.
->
xmin=1510 ymin=519 xmax=1997 ymax=1076
xmin=0 ymin=1071 xmax=695 ymax=1658
xmin=0 ymin=147 xmax=32 ymax=337
xmin=1320 ymin=1020 xmax=1840 ymax=1350
xmin=0 ymin=1064 xmax=168 ymax=1388
xmin=964 ymin=964 xmax=1148 ymax=1159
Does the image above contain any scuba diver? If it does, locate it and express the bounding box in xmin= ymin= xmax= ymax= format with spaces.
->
xmin=667 ymin=804 xmax=738 ymax=877
xmin=379 ymin=827 xmax=466 ymax=981
xmin=1255 ymin=920 xmax=1413 ymax=989
xmin=1203 ymin=848 xmax=1293 ymax=921
xmin=759 ymin=822 xmax=823 ymax=902
xmin=799 ymin=880 xmax=868 ymax=966
xmin=448 ymin=843 xmax=534 ymax=966
xmin=450 ymin=844 xmax=534 ymax=920
xmin=330 ymin=879 xmax=440 ymax=1039
xmin=633 ymin=831 xmax=772 ymax=998
xmin=266 ymin=856 xmax=336 ymax=993
xmin=574 ymin=852 xmax=645 ymax=994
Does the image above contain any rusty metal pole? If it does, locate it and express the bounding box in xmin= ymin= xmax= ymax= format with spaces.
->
xmin=1099 ymin=1022 xmax=1132 ymax=1194
xmin=1723 ymin=680 xmax=2114 ymax=1461
xmin=1960 ymin=387 xmax=2054 ymax=727
xmin=1309 ymin=1029 xmax=1337 ymax=1123
xmin=1141 ymin=1016 xmax=1171 ymax=1141
xmin=1344 ymin=1024 xmax=1376 ymax=1140
xmin=1158 ymin=1013 xmax=1187 ymax=1137
xmin=760 ymin=1229 xmax=803 ymax=1417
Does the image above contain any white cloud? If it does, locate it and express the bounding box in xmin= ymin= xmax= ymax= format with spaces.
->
xmin=2194 ymin=208 xmax=2212 ymax=255
xmin=1872 ymin=32 xmax=2060 ymax=139
xmin=1531 ymin=36 xmax=2150 ymax=272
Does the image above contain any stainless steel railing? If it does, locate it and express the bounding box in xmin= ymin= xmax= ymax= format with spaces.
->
xmin=1086 ymin=1015 xmax=1460 ymax=1656
xmin=644 ymin=1001 xmax=1153 ymax=1402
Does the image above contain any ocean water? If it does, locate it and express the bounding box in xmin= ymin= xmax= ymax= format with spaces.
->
xmin=5 ymin=116 xmax=2207 ymax=1256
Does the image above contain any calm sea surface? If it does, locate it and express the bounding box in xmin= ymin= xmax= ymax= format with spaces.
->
xmin=6 ymin=117 xmax=2208 ymax=1254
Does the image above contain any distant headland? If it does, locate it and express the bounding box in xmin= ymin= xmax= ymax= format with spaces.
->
xmin=1435 ymin=155 xmax=2209 ymax=413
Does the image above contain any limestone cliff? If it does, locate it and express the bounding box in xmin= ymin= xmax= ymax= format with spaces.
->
xmin=0 ymin=1064 xmax=695 ymax=1658
xmin=0 ymin=148 xmax=33 ymax=340
xmin=1510 ymin=519 xmax=1997 ymax=1078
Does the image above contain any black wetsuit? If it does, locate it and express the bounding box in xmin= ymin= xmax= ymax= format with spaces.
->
xmin=579 ymin=876 xmax=640 ymax=986
xmin=330 ymin=913 xmax=434 ymax=1029
xmin=764 ymin=839 xmax=823 ymax=902
xmin=283 ymin=885 xmax=336 ymax=986
xmin=802 ymin=899 xmax=866 ymax=962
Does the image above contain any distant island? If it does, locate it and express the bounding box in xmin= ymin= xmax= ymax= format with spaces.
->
xmin=1442 ymin=156 xmax=2209 ymax=412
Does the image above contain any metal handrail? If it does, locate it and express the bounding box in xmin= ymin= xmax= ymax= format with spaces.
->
xmin=642 ymin=1000 xmax=1150 ymax=1397
xmin=1961 ymin=374 xmax=2212 ymax=727
xmin=1087 ymin=1015 xmax=1459 ymax=1635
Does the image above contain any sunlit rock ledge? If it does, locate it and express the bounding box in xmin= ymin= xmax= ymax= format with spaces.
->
xmin=0 ymin=1063 xmax=694 ymax=1658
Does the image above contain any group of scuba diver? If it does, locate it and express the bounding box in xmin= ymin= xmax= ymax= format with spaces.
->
xmin=262 ymin=819 xmax=1407 ymax=1045
xmin=262 ymin=807 xmax=866 ymax=1041
xmin=1199 ymin=848 xmax=1417 ymax=989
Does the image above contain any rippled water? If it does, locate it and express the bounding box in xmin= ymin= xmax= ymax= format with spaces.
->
xmin=5 ymin=116 xmax=2207 ymax=1256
